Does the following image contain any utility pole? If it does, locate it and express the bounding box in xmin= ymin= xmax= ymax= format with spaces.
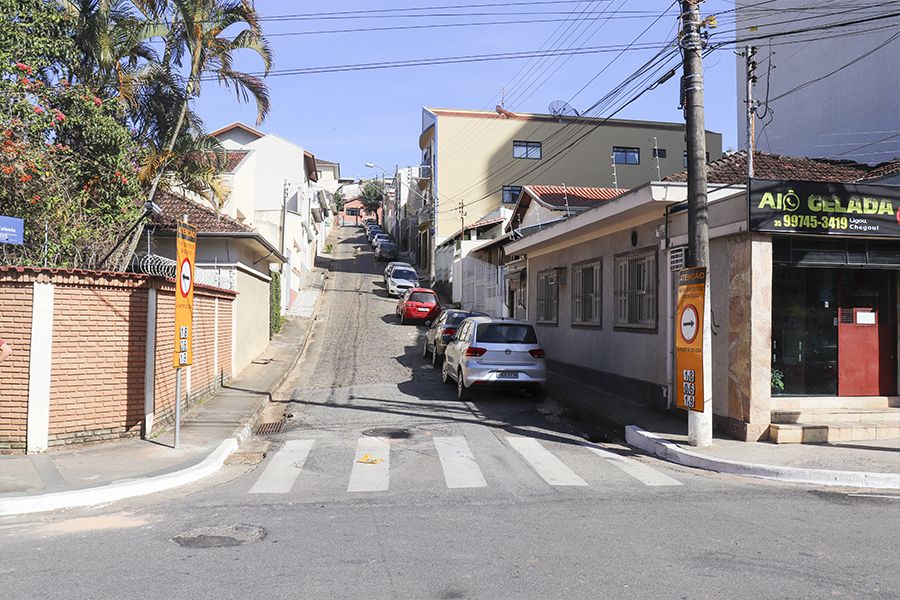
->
xmin=681 ymin=0 xmax=712 ymax=447
xmin=745 ymin=45 xmax=758 ymax=178
xmin=280 ymin=179 xmax=288 ymax=256
xmin=458 ymin=199 xmax=466 ymax=240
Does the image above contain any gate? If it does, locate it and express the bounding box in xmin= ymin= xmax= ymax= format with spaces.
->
xmin=460 ymin=256 xmax=506 ymax=316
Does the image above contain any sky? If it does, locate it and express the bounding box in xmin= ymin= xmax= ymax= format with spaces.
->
xmin=194 ymin=1 xmax=741 ymax=182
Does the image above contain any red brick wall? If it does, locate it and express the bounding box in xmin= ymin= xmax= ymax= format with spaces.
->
xmin=0 ymin=267 xmax=235 ymax=452
xmin=0 ymin=279 xmax=33 ymax=453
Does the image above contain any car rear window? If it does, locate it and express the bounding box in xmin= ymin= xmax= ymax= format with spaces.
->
xmin=409 ymin=292 xmax=436 ymax=303
xmin=476 ymin=323 xmax=537 ymax=344
xmin=393 ymin=269 xmax=416 ymax=280
xmin=446 ymin=312 xmax=484 ymax=325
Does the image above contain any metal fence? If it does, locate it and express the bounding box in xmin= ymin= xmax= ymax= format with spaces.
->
xmin=133 ymin=254 xmax=236 ymax=290
xmin=460 ymin=255 xmax=505 ymax=316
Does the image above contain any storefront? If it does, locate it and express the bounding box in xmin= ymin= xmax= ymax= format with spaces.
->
xmin=751 ymin=180 xmax=900 ymax=398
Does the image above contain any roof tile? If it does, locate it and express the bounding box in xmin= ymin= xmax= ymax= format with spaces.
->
xmin=152 ymin=191 xmax=253 ymax=234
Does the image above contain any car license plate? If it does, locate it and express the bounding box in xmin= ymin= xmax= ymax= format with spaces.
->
xmin=497 ymin=371 xmax=518 ymax=379
xmin=416 ymin=307 xmax=429 ymax=312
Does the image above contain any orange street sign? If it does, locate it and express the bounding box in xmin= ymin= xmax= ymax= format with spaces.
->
xmin=173 ymin=221 xmax=197 ymax=369
xmin=675 ymin=266 xmax=706 ymax=412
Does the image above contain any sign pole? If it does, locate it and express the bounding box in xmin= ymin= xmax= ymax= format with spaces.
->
xmin=173 ymin=215 xmax=196 ymax=450
xmin=174 ymin=368 xmax=181 ymax=448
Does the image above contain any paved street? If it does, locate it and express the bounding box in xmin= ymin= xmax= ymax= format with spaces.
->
xmin=1 ymin=227 xmax=898 ymax=600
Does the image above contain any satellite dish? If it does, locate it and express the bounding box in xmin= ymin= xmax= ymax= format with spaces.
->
xmin=548 ymin=100 xmax=580 ymax=118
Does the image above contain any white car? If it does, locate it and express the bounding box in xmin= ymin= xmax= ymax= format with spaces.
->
xmin=386 ymin=266 xmax=419 ymax=297
xmin=442 ymin=316 xmax=547 ymax=401
xmin=384 ymin=261 xmax=413 ymax=284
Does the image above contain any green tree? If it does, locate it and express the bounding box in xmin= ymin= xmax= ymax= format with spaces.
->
xmin=0 ymin=0 xmax=76 ymax=74
xmin=361 ymin=180 xmax=384 ymax=219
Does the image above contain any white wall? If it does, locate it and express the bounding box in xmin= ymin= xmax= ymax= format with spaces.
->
xmin=735 ymin=0 xmax=900 ymax=163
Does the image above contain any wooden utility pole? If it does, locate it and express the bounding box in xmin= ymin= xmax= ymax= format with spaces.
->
xmin=745 ymin=45 xmax=757 ymax=178
xmin=681 ymin=0 xmax=712 ymax=447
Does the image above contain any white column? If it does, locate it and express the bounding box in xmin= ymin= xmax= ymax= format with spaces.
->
xmin=26 ymin=282 xmax=54 ymax=453
xmin=143 ymin=287 xmax=157 ymax=437
xmin=213 ymin=297 xmax=219 ymax=386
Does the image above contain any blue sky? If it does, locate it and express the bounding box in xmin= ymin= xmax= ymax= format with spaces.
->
xmin=195 ymin=1 xmax=740 ymax=181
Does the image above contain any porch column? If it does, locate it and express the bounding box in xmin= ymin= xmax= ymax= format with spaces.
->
xmin=26 ymin=282 xmax=54 ymax=453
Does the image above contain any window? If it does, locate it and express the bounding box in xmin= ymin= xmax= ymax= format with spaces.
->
xmin=513 ymin=140 xmax=542 ymax=159
xmin=614 ymin=250 xmax=657 ymax=329
xmin=476 ymin=323 xmax=537 ymax=344
xmin=572 ymin=260 xmax=602 ymax=326
xmin=536 ymin=269 xmax=558 ymax=324
xmin=346 ymin=207 xmax=360 ymax=216
xmin=613 ymin=146 xmax=640 ymax=165
xmin=652 ymin=148 xmax=667 ymax=158
xmin=502 ymin=185 xmax=523 ymax=204
xmin=683 ymin=151 xmax=711 ymax=168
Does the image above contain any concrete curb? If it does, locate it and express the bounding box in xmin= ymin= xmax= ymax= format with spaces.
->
xmin=0 ymin=438 xmax=238 ymax=516
xmin=625 ymin=426 xmax=900 ymax=489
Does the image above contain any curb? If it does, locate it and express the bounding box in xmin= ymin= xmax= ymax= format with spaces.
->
xmin=0 ymin=265 xmax=332 ymax=517
xmin=625 ymin=426 xmax=900 ymax=490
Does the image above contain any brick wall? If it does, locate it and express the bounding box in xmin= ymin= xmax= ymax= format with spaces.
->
xmin=0 ymin=278 xmax=34 ymax=453
xmin=0 ymin=267 xmax=235 ymax=453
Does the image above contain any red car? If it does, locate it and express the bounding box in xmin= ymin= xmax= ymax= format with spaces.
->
xmin=396 ymin=288 xmax=440 ymax=325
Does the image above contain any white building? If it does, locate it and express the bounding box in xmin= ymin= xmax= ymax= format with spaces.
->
xmin=735 ymin=1 xmax=900 ymax=164
xmin=211 ymin=122 xmax=331 ymax=309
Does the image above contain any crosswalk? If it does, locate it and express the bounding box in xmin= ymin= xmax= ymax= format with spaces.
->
xmin=247 ymin=434 xmax=683 ymax=495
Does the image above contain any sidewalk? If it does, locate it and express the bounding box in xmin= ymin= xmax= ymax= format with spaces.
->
xmin=0 ymin=270 xmax=327 ymax=517
xmin=547 ymin=361 xmax=900 ymax=489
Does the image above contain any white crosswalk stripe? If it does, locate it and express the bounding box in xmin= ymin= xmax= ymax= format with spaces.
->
xmin=248 ymin=433 xmax=683 ymax=495
xmin=506 ymin=437 xmax=588 ymax=486
xmin=348 ymin=436 xmax=391 ymax=492
xmin=434 ymin=436 xmax=487 ymax=489
xmin=583 ymin=443 xmax=683 ymax=487
xmin=249 ymin=439 xmax=314 ymax=494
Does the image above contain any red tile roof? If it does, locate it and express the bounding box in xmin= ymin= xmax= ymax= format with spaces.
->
xmin=527 ymin=185 xmax=623 ymax=208
xmin=152 ymin=191 xmax=252 ymax=234
xmin=225 ymin=149 xmax=250 ymax=172
xmin=664 ymin=151 xmax=900 ymax=184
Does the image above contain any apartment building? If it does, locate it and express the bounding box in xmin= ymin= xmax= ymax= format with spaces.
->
xmin=416 ymin=107 xmax=723 ymax=273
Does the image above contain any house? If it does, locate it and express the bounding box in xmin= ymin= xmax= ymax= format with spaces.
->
xmin=314 ymin=159 xmax=343 ymax=194
xmin=506 ymin=185 xmax=624 ymax=235
xmin=211 ymin=122 xmax=330 ymax=309
xmin=148 ymin=190 xmax=286 ymax=375
xmin=416 ymin=106 xmax=724 ymax=276
xmin=735 ymin=2 xmax=899 ymax=164
xmin=504 ymin=151 xmax=900 ymax=443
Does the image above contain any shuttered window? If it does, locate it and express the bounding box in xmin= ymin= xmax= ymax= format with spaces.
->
xmin=614 ymin=251 xmax=657 ymax=329
xmin=572 ymin=260 xmax=602 ymax=326
xmin=536 ymin=269 xmax=558 ymax=324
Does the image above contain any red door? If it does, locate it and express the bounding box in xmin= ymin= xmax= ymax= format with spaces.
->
xmin=837 ymin=308 xmax=882 ymax=396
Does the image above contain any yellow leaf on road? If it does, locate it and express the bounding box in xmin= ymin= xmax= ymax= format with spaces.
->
xmin=357 ymin=454 xmax=383 ymax=465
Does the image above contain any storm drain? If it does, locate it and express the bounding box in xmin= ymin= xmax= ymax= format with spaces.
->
xmin=172 ymin=524 xmax=267 ymax=548
xmin=255 ymin=420 xmax=285 ymax=435
xmin=362 ymin=427 xmax=413 ymax=439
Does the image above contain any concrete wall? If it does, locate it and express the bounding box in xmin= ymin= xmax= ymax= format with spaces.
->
xmin=525 ymin=219 xmax=669 ymax=405
xmin=0 ymin=268 xmax=234 ymax=454
xmin=234 ymin=267 xmax=271 ymax=373
xmin=735 ymin=0 xmax=900 ymax=164
xmin=430 ymin=110 xmax=723 ymax=240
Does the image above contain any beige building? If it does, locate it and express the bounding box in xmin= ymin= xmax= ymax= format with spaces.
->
xmin=416 ymin=107 xmax=723 ymax=272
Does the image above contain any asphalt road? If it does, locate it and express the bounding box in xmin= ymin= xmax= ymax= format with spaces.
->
xmin=1 ymin=226 xmax=898 ymax=600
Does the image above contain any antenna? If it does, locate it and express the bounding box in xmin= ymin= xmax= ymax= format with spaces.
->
xmin=653 ymin=136 xmax=661 ymax=181
xmin=611 ymin=155 xmax=618 ymax=189
xmin=562 ymin=183 xmax=571 ymax=217
xmin=548 ymin=100 xmax=580 ymax=119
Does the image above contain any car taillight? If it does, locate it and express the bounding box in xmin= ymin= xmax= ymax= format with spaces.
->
xmin=529 ymin=348 xmax=545 ymax=358
xmin=465 ymin=347 xmax=487 ymax=357
xmin=443 ymin=327 xmax=457 ymax=336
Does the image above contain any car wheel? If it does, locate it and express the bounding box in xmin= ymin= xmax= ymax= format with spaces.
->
xmin=456 ymin=370 xmax=471 ymax=401
xmin=422 ymin=339 xmax=430 ymax=358
xmin=400 ymin=313 xmax=405 ymax=325
xmin=431 ymin=348 xmax=442 ymax=369
xmin=441 ymin=359 xmax=452 ymax=384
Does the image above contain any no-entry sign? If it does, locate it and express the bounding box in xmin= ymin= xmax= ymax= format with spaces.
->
xmin=173 ymin=221 xmax=197 ymax=368
xmin=675 ymin=267 xmax=706 ymax=412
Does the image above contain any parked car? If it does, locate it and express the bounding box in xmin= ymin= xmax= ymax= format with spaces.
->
xmin=385 ymin=265 xmax=418 ymax=295
xmin=366 ymin=226 xmax=383 ymax=241
xmin=422 ymin=309 xmax=488 ymax=367
xmin=383 ymin=261 xmax=414 ymax=283
xmin=372 ymin=233 xmax=390 ymax=248
xmin=395 ymin=288 xmax=440 ymax=325
xmin=441 ymin=316 xmax=547 ymax=401
xmin=376 ymin=241 xmax=399 ymax=261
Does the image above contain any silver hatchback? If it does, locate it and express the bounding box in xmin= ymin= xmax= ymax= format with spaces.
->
xmin=441 ymin=316 xmax=547 ymax=401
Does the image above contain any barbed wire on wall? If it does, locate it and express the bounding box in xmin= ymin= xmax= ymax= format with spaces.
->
xmin=133 ymin=254 xmax=235 ymax=290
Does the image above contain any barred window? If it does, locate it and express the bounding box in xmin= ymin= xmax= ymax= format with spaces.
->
xmin=613 ymin=146 xmax=640 ymax=165
xmin=513 ymin=140 xmax=542 ymax=159
xmin=536 ymin=269 xmax=558 ymax=324
xmin=572 ymin=260 xmax=602 ymax=326
xmin=614 ymin=251 xmax=657 ymax=328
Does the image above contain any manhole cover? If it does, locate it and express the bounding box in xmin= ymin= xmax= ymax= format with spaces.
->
xmin=172 ymin=524 xmax=266 ymax=548
xmin=255 ymin=420 xmax=285 ymax=435
xmin=362 ymin=427 xmax=412 ymax=439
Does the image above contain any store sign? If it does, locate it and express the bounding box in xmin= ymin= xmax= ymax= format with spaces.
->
xmin=173 ymin=221 xmax=197 ymax=369
xmin=675 ymin=267 xmax=706 ymax=413
xmin=0 ymin=216 xmax=24 ymax=245
xmin=749 ymin=179 xmax=900 ymax=238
